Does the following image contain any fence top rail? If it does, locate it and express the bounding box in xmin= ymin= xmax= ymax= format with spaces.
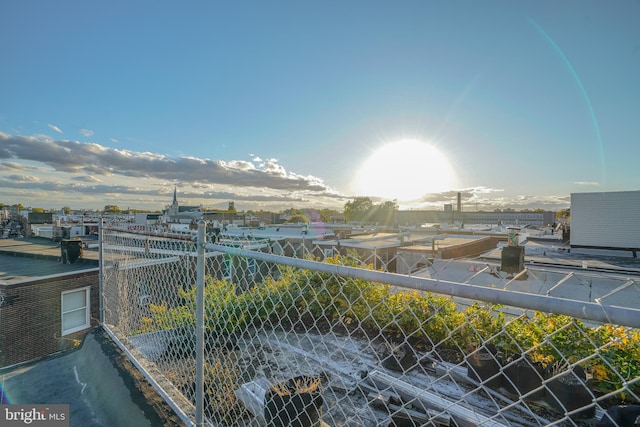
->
xmin=204 ymin=242 xmax=640 ymax=329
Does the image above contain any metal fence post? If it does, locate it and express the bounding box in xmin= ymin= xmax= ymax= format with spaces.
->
xmin=98 ymin=218 xmax=104 ymax=324
xmin=195 ymin=220 xmax=206 ymax=426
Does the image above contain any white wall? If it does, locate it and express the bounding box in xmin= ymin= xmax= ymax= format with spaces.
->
xmin=571 ymin=191 xmax=640 ymax=249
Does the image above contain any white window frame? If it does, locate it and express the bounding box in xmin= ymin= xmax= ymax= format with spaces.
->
xmin=61 ymin=286 xmax=91 ymax=336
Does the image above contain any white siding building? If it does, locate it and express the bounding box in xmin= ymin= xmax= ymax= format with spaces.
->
xmin=570 ymin=190 xmax=640 ymax=255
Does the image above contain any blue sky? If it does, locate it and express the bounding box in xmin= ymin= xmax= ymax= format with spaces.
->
xmin=1 ymin=1 xmax=638 ymax=212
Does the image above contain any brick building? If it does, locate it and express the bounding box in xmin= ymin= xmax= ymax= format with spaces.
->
xmin=0 ymin=239 xmax=100 ymax=367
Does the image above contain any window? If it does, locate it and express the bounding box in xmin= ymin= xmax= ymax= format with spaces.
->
xmin=62 ymin=287 xmax=90 ymax=336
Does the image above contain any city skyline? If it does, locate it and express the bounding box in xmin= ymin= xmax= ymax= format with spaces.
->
xmin=1 ymin=2 xmax=639 ymax=212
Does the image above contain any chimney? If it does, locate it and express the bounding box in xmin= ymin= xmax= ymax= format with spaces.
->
xmin=457 ymin=192 xmax=462 ymax=212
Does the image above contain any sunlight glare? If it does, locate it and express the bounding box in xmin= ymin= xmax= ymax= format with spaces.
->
xmin=354 ymin=139 xmax=454 ymax=201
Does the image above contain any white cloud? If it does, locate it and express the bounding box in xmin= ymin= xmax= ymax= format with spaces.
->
xmin=0 ymin=132 xmax=574 ymax=212
xmin=79 ymin=175 xmax=102 ymax=183
xmin=0 ymin=132 xmax=338 ymax=204
xmin=6 ymin=174 xmax=40 ymax=182
xmin=79 ymin=128 xmax=94 ymax=137
xmin=0 ymin=161 xmax=37 ymax=171
xmin=48 ymin=124 xmax=63 ymax=134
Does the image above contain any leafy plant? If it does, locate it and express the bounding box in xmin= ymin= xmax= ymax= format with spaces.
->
xmin=141 ymin=253 xmax=640 ymax=401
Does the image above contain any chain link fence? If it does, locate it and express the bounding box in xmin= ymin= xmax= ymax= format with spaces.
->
xmin=100 ymin=223 xmax=640 ymax=427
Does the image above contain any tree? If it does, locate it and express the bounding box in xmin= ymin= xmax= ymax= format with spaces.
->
xmin=372 ymin=200 xmax=398 ymax=226
xmin=103 ymin=205 xmax=121 ymax=214
xmin=281 ymin=207 xmax=302 ymax=216
xmin=286 ymin=214 xmax=309 ymax=224
xmin=344 ymin=197 xmax=374 ymax=222
xmin=319 ymin=208 xmax=342 ymax=223
xmin=344 ymin=198 xmax=398 ymax=224
xmin=556 ymin=209 xmax=570 ymax=220
xmin=31 ymin=207 xmax=45 ymax=213
xmin=62 ymin=206 xmax=71 ymax=215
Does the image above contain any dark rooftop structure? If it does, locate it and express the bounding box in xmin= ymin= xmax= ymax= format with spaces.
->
xmin=0 ymin=237 xmax=99 ymax=282
xmin=0 ymin=327 xmax=185 ymax=426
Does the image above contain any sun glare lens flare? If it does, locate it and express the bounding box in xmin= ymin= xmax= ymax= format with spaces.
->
xmin=354 ymin=139 xmax=453 ymax=201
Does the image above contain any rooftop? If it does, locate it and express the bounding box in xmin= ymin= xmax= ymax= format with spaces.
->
xmin=3 ymin=228 xmax=640 ymax=425
xmin=0 ymin=327 xmax=185 ymax=426
xmin=0 ymin=238 xmax=98 ymax=283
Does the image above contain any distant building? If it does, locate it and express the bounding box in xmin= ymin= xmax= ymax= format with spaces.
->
xmin=312 ymin=230 xmax=502 ymax=273
xmin=396 ymin=209 xmax=555 ymax=228
xmin=164 ymin=185 xmax=200 ymax=217
xmin=7 ymin=204 xmax=22 ymax=220
xmin=463 ymin=210 xmax=555 ymax=227
xmin=28 ymin=211 xmax=53 ymax=224
xmin=570 ymin=190 xmax=640 ymax=256
xmin=135 ymin=212 xmax=162 ymax=226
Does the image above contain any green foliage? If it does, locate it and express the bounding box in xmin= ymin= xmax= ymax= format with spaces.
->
xmin=588 ymin=325 xmax=640 ymax=397
xmin=142 ymin=278 xmax=247 ymax=334
xmin=245 ymin=266 xmax=306 ymax=324
xmin=103 ymin=204 xmax=121 ymax=213
xmin=344 ymin=197 xmax=374 ymax=222
xmin=143 ymin=254 xmax=639 ymax=400
xmin=318 ymin=208 xmax=342 ymax=222
xmin=344 ymin=197 xmax=398 ymax=225
xmin=460 ymin=302 xmax=506 ymax=345
xmin=371 ymin=201 xmax=398 ymax=226
xmin=285 ymin=214 xmax=309 ymax=224
xmin=280 ymin=207 xmax=303 ymax=217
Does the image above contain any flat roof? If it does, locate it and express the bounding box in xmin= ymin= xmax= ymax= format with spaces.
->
xmin=317 ymin=233 xmax=487 ymax=251
xmin=0 ymin=327 xmax=186 ymax=426
xmin=0 ymin=238 xmax=98 ymax=283
xmin=399 ymin=236 xmax=490 ymax=252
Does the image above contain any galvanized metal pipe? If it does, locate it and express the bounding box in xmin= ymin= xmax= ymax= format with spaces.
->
xmin=204 ymin=243 xmax=640 ymax=329
xmin=195 ymin=221 xmax=206 ymax=426
xmin=98 ymin=218 xmax=104 ymax=323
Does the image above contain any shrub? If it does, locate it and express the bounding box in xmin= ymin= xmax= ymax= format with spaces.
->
xmin=142 ymin=254 xmax=639 ymax=400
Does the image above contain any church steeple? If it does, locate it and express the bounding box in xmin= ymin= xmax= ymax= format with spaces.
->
xmin=165 ymin=185 xmax=179 ymax=216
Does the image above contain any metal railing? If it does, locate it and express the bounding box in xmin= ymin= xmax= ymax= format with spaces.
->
xmin=100 ymin=222 xmax=640 ymax=426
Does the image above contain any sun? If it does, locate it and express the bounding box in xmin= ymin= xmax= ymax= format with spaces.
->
xmin=354 ymin=139 xmax=454 ymax=201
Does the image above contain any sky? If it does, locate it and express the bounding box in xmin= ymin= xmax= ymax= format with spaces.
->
xmin=1 ymin=1 xmax=639 ymax=213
